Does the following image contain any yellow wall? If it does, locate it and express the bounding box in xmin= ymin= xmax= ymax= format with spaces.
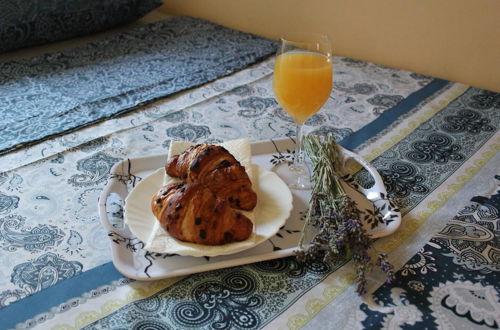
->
xmin=159 ymin=0 xmax=500 ymax=92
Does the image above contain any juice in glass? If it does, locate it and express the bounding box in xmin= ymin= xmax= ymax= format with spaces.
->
xmin=273 ymin=52 xmax=333 ymax=124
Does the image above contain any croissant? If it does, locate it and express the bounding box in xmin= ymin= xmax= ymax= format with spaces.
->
xmin=151 ymin=182 xmax=253 ymax=245
xmin=166 ymin=144 xmax=257 ymax=211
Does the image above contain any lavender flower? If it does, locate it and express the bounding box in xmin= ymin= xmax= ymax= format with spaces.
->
xmin=377 ymin=253 xmax=395 ymax=284
xmin=297 ymin=134 xmax=395 ymax=296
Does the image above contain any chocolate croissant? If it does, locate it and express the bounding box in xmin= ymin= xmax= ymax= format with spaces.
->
xmin=151 ymin=182 xmax=253 ymax=245
xmin=166 ymin=144 xmax=257 ymax=211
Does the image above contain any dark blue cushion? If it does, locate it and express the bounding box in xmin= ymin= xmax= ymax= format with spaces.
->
xmin=0 ymin=0 xmax=163 ymax=53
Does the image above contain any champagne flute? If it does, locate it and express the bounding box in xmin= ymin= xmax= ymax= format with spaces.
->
xmin=273 ymin=33 xmax=333 ymax=189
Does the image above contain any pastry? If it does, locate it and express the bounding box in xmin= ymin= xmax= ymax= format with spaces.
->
xmin=151 ymin=182 xmax=253 ymax=245
xmin=165 ymin=144 xmax=257 ymax=211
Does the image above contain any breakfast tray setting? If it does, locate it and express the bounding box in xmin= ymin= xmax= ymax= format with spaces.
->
xmin=99 ymin=138 xmax=401 ymax=280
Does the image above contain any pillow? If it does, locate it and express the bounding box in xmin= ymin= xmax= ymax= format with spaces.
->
xmin=0 ymin=0 xmax=163 ymax=53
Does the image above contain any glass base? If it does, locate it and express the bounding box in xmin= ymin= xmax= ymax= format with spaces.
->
xmin=273 ymin=162 xmax=312 ymax=190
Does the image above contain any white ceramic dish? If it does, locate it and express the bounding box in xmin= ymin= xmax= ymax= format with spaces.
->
xmin=124 ymin=165 xmax=293 ymax=257
xmin=99 ymin=138 xmax=401 ymax=280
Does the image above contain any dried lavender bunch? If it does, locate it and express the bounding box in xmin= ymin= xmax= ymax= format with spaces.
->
xmin=297 ymin=134 xmax=395 ymax=295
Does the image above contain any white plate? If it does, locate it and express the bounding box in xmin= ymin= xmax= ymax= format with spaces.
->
xmin=124 ymin=164 xmax=293 ymax=257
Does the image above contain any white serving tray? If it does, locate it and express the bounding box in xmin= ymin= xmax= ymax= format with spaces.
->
xmin=98 ymin=138 xmax=401 ymax=280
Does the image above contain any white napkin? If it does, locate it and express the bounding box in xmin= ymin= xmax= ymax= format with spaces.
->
xmin=144 ymin=138 xmax=257 ymax=256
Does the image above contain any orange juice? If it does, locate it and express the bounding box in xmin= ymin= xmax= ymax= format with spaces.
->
xmin=273 ymin=52 xmax=332 ymax=124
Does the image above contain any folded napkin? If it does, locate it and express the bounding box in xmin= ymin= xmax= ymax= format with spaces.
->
xmin=144 ymin=138 xmax=257 ymax=256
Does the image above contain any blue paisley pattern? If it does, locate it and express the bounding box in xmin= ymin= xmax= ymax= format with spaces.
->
xmin=0 ymin=192 xmax=19 ymax=215
xmin=165 ymin=123 xmax=212 ymax=142
xmin=0 ymin=214 xmax=65 ymax=252
xmin=356 ymin=88 xmax=500 ymax=212
xmin=468 ymin=91 xmax=500 ymax=109
xmin=172 ymin=272 xmax=264 ymax=329
xmin=83 ymin=258 xmax=333 ymax=329
xmin=237 ymin=97 xmax=278 ymax=118
xmin=378 ymin=161 xmax=429 ymax=199
xmin=11 ymin=252 xmax=83 ymax=294
xmin=0 ymin=16 xmax=277 ymax=155
xmin=407 ymin=133 xmax=464 ymax=164
xmin=442 ymin=109 xmax=495 ymax=134
xmin=0 ymin=289 xmax=26 ymax=308
xmin=68 ymin=152 xmax=122 ymax=187
xmin=0 ymin=0 xmax=162 ymax=53
xmin=359 ymin=175 xmax=500 ymax=329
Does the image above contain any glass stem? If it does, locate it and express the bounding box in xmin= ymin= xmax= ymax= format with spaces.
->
xmin=292 ymin=124 xmax=304 ymax=169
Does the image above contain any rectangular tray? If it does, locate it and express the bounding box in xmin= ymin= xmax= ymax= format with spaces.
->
xmin=99 ymin=138 xmax=399 ymax=280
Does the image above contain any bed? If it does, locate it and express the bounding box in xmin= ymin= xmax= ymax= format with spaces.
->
xmin=0 ymin=4 xmax=499 ymax=329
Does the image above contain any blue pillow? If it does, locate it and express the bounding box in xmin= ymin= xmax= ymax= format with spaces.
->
xmin=0 ymin=0 xmax=163 ymax=53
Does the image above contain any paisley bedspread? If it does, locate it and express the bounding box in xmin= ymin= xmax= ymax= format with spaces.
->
xmin=0 ymin=16 xmax=276 ymax=156
xmin=0 ymin=16 xmax=498 ymax=330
